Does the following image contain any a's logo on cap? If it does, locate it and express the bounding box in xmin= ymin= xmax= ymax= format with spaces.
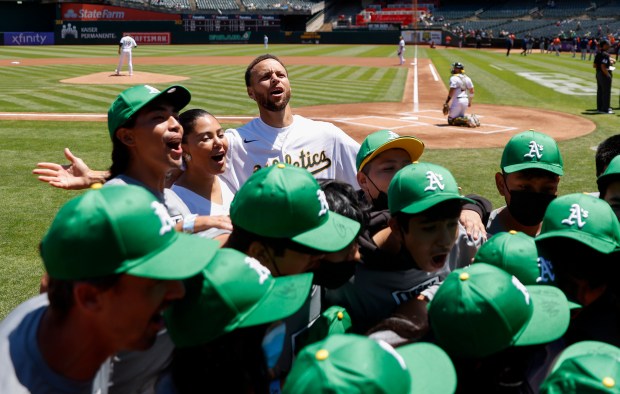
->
xmin=386 ymin=131 xmax=400 ymax=141
xmin=561 ymin=203 xmax=588 ymax=229
xmin=144 ymin=85 xmax=160 ymax=95
xmin=244 ymin=256 xmax=271 ymax=285
xmin=424 ymin=171 xmax=445 ymax=192
xmin=538 ymin=256 xmax=555 ymax=283
xmin=511 ymin=276 xmax=531 ymax=305
xmin=524 ymin=140 xmax=544 ymax=160
xmin=151 ymin=201 xmax=174 ymax=236
xmin=316 ymin=189 xmax=329 ymax=217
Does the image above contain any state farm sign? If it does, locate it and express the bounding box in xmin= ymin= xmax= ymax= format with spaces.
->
xmin=61 ymin=4 xmax=179 ymax=21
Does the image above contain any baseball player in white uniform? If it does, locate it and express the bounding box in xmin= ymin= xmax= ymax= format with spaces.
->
xmin=444 ymin=62 xmax=480 ymax=127
xmin=221 ymin=54 xmax=360 ymax=192
xmin=115 ymin=33 xmax=138 ymax=76
xmin=398 ymin=36 xmax=405 ymax=65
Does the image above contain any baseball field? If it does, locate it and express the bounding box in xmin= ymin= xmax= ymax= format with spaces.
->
xmin=0 ymin=43 xmax=617 ymax=318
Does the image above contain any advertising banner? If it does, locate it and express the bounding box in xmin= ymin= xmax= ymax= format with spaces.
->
xmin=4 ymin=32 xmax=54 ymax=46
xmin=61 ymin=4 xmax=179 ymax=21
xmin=126 ymin=32 xmax=171 ymax=45
xmin=57 ymin=22 xmax=118 ymax=44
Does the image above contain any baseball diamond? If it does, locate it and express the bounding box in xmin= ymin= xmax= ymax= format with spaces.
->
xmin=0 ymin=55 xmax=594 ymax=149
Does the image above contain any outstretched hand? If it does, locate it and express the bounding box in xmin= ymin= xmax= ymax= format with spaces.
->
xmin=32 ymin=148 xmax=95 ymax=190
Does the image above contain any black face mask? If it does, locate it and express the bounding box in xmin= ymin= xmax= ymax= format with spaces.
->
xmin=371 ymin=191 xmax=389 ymax=212
xmin=507 ymin=190 xmax=556 ymax=226
xmin=366 ymin=175 xmax=389 ymax=211
xmin=611 ymin=205 xmax=620 ymax=222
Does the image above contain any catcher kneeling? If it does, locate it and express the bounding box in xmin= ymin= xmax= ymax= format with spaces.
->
xmin=443 ymin=62 xmax=480 ymax=127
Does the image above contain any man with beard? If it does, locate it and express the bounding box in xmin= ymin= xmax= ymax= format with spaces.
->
xmin=487 ymin=130 xmax=563 ymax=237
xmin=222 ymin=54 xmax=360 ymax=192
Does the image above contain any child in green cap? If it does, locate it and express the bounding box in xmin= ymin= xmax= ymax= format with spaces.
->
xmin=598 ymin=154 xmax=620 ymax=221
xmin=488 ymin=130 xmax=563 ymax=237
xmin=535 ymin=193 xmax=620 ymax=347
xmin=328 ymin=162 xmax=482 ymax=336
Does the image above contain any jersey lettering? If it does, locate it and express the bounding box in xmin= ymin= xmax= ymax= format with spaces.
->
xmin=524 ymin=140 xmax=544 ymax=160
xmin=424 ymin=171 xmax=445 ymax=192
xmin=258 ymin=150 xmax=333 ymax=175
xmin=150 ymin=201 xmax=174 ymax=235
xmin=561 ymin=203 xmax=588 ymax=228
xmin=391 ymin=277 xmax=440 ymax=305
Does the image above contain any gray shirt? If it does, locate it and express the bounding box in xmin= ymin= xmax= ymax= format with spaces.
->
xmin=0 ymin=294 xmax=96 ymax=393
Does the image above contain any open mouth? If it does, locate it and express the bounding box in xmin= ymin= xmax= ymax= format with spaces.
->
xmin=270 ymin=87 xmax=284 ymax=97
xmin=165 ymin=137 xmax=183 ymax=156
xmin=211 ymin=153 xmax=225 ymax=163
xmin=431 ymin=253 xmax=448 ymax=268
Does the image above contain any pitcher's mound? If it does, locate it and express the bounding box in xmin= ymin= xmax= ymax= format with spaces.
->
xmin=61 ymin=71 xmax=189 ymax=85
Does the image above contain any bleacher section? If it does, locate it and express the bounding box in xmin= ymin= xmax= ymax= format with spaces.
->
xmin=195 ymin=0 xmax=238 ymax=10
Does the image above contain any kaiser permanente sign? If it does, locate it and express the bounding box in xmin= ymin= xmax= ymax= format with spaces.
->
xmin=61 ymin=4 xmax=179 ymax=21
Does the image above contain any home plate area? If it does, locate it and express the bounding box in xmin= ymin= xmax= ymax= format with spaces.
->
xmin=333 ymin=111 xmax=518 ymax=135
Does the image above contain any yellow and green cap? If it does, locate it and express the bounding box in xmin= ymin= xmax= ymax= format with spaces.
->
xmin=540 ymin=341 xmax=620 ymax=394
xmin=283 ymin=334 xmax=457 ymax=394
xmin=429 ymin=263 xmax=571 ymax=358
xmin=501 ymin=130 xmax=564 ymax=175
xmin=107 ymin=84 xmax=191 ymax=138
xmin=165 ymin=248 xmax=313 ymax=347
xmin=230 ymin=164 xmax=361 ymax=252
xmin=40 ymin=185 xmax=218 ymax=280
xmin=356 ymin=129 xmax=424 ymax=172
xmin=536 ymin=193 xmax=620 ymax=254
xmin=388 ymin=162 xmax=474 ymax=215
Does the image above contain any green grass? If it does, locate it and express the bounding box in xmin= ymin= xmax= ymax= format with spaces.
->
xmin=0 ymin=44 xmax=616 ymax=318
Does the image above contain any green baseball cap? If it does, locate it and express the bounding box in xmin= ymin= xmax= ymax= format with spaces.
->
xmin=40 ymin=185 xmax=218 ymax=280
xmin=356 ymin=129 xmax=425 ymax=172
xmin=536 ymin=193 xmax=620 ymax=254
xmin=165 ymin=248 xmax=313 ymax=348
xmin=597 ymin=155 xmax=620 ymax=197
xmin=540 ymin=341 xmax=620 ymax=394
xmin=473 ymin=230 xmax=543 ymax=285
xmin=107 ymin=84 xmax=191 ymax=138
xmin=282 ymin=334 xmax=457 ymax=394
xmin=388 ymin=162 xmax=474 ymax=215
xmin=294 ymin=305 xmax=353 ymax=351
xmin=229 ymin=164 xmax=361 ymax=252
xmin=501 ymin=130 xmax=564 ymax=175
xmin=428 ymin=263 xmax=571 ymax=359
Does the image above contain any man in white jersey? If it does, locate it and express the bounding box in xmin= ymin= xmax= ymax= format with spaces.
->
xmin=444 ymin=62 xmax=480 ymax=128
xmin=222 ymin=54 xmax=360 ymax=192
xmin=398 ymin=36 xmax=405 ymax=65
xmin=115 ymin=33 xmax=138 ymax=76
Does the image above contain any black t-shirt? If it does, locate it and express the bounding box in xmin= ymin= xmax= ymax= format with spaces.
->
xmin=594 ymin=50 xmax=610 ymax=72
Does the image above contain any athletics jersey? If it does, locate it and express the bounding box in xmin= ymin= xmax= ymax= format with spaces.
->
xmin=119 ymin=36 xmax=137 ymax=51
xmin=222 ymin=115 xmax=360 ymax=192
xmin=449 ymin=73 xmax=474 ymax=99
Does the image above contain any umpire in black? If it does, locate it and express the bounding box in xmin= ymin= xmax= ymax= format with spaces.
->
xmin=594 ymin=39 xmax=614 ymax=114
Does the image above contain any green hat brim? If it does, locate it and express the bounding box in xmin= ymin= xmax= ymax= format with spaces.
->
xmin=292 ymin=211 xmax=361 ymax=253
xmin=396 ymin=342 xmax=457 ymax=394
xmin=513 ymin=285 xmax=570 ymax=347
xmin=357 ymin=137 xmax=425 ymax=172
xmin=502 ymin=162 xmax=564 ymax=176
xmin=239 ymin=272 xmax=313 ymax=328
xmin=108 ymin=85 xmax=191 ymax=138
xmin=397 ymin=194 xmax=475 ymax=215
xmin=124 ymin=232 xmax=219 ymax=280
xmin=551 ymin=341 xmax=620 ymax=374
xmin=535 ymin=230 xmax=620 ymax=254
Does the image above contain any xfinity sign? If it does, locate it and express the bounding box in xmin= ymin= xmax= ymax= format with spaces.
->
xmin=5 ymin=32 xmax=54 ymax=46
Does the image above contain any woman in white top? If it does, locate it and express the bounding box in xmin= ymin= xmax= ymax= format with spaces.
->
xmin=172 ymin=109 xmax=234 ymax=240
